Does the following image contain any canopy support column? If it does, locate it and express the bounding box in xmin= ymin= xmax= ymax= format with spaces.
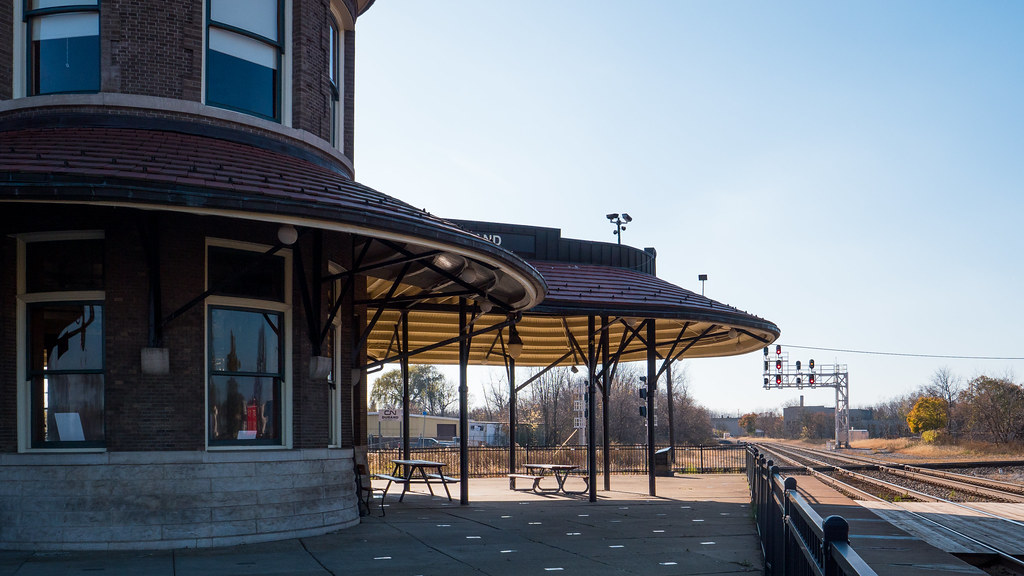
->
xmin=646 ymin=319 xmax=657 ymax=497
xmin=586 ymin=315 xmax=597 ymax=503
xmin=459 ymin=299 xmax=470 ymax=505
xmin=401 ymin=311 xmax=410 ymax=460
xmin=508 ymin=354 xmax=517 ymax=478
xmin=666 ymin=360 xmax=676 ymax=468
xmin=601 ymin=314 xmax=611 ymax=491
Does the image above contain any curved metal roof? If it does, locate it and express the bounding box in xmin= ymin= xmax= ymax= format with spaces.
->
xmin=364 ymin=260 xmax=780 ymax=367
xmin=0 ymin=121 xmax=546 ymax=312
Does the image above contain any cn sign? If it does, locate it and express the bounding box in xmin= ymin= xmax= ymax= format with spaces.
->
xmin=380 ymin=408 xmax=401 ymax=421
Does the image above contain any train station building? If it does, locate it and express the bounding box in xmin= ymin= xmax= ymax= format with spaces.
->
xmin=0 ymin=0 xmax=777 ymax=549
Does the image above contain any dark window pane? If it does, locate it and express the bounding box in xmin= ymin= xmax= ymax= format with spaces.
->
xmin=209 ymin=308 xmax=281 ymax=374
xmin=29 ymin=304 xmax=104 ymax=373
xmin=32 ymin=373 xmax=105 ymax=444
xmin=26 ymin=239 xmax=104 ymax=292
xmin=208 ymin=375 xmax=280 ymax=443
xmin=208 ymin=246 xmax=285 ymax=302
xmin=30 ymin=12 xmax=99 ymax=95
xmin=207 ymin=49 xmax=278 ymax=119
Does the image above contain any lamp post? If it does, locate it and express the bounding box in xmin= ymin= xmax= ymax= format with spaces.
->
xmin=606 ymin=213 xmax=632 ymax=245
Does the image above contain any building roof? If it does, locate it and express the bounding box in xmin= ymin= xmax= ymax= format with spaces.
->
xmin=0 ymin=121 xmax=546 ymax=311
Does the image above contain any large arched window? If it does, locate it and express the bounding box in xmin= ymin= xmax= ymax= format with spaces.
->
xmin=25 ymin=0 xmax=101 ymax=95
xmin=206 ymin=0 xmax=283 ymax=121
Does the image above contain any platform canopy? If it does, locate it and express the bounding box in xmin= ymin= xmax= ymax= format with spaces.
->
xmin=363 ymin=259 xmax=780 ymax=369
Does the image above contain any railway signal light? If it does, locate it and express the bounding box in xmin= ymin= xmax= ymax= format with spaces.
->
xmin=764 ymin=377 xmax=769 ymax=386
xmin=796 ymin=360 xmax=801 ymax=370
xmin=776 ymin=360 xmax=782 ymax=371
xmin=809 ymin=359 xmax=815 ymax=369
xmin=776 ymin=345 xmax=782 ymax=355
xmin=639 ymin=406 xmax=647 ymax=417
xmin=764 ymin=347 xmax=769 ymax=357
xmin=809 ymin=374 xmax=815 ymax=384
xmin=775 ymin=374 xmax=782 ymax=384
xmin=764 ymin=360 xmax=769 ymax=371
xmin=639 ymin=388 xmax=647 ymax=400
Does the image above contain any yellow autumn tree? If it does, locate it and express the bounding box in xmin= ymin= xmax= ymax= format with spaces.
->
xmin=906 ymin=396 xmax=948 ymax=434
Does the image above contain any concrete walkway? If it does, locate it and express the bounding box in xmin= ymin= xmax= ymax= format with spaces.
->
xmin=0 ymin=475 xmax=762 ymax=575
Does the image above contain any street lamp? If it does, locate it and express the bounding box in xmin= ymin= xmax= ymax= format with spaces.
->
xmin=606 ymin=213 xmax=632 ymax=245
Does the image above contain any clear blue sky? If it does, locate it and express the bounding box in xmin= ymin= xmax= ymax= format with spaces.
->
xmin=354 ymin=1 xmax=1024 ymax=415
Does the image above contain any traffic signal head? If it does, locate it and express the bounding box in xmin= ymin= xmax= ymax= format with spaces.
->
xmin=764 ymin=377 xmax=769 ymax=386
xmin=764 ymin=360 xmax=769 ymax=371
xmin=763 ymin=347 xmax=769 ymax=357
xmin=809 ymin=374 xmax=815 ymax=384
xmin=639 ymin=388 xmax=647 ymax=400
xmin=809 ymin=359 xmax=815 ymax=369
xmin=639 ymin=406 xmax=647 ymax=417
xmin=776 ymin=345 xmax=782 ymax=355
xmin=775 ymin=374 xmax=782 ymax=384
xmin=776 ymin=360 xmax=782 ymax=371
xmin=796 ymin=360 xmax=801 ymax=370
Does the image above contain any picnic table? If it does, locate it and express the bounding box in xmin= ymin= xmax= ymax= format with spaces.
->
xmin=373 ymin=459 xmax=456 ymax=502
xmin=509 ymin=464 xmax=589 ymax=494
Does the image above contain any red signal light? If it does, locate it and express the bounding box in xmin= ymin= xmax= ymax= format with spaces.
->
xmin=775 ymin=375 xmax=782 ymax=384
xmin=776 ymin=360 xmax=782 ymax=371
xmin=809 ymin=374 xmax=815 ymax=384
xmin=776 ymin=345 xmax=782 ymax=355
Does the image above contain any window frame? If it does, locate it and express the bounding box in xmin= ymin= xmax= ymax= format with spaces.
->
xmin=204 ymin=238 xmax=292 ymax=450
xmin=23 ymin=0 xmax=101 ymax=96
xmin=327 ymin=262 xmax=343 ymax=447
xmin=327 ymin=14 xmax=340 ymax=148
xmin=204 ymin=0 xmax=285 ymax=122
xmin=16 ymin=230 xmax=106 ymax=453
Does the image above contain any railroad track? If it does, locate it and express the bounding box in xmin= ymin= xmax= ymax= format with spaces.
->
xmin=752 ymin=442 xmax=1024 ymax=575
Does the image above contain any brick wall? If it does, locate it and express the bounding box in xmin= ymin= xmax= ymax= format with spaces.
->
xmin=0 ymin=0 xmax=11 ymax=100
xmin=102 ymin=1 xmax=203 ymax=100
xmin=0 ymin=235 xmax=15 ymax=451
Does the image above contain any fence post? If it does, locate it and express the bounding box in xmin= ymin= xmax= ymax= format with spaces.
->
xmin=700 ymin=445 xmax=706 ymax=473
xmin=821 ymin=515 xmax=849 ymax=576
xmin=782 ymin=476 xmax=797 ymax=575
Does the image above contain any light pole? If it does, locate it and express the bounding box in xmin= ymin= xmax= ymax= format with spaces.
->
xmin=606 ymin=213 xmax=632 ymax=245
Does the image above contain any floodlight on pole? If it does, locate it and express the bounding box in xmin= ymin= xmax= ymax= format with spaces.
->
xmin=606 ymin=213 xmax=633 ymax=245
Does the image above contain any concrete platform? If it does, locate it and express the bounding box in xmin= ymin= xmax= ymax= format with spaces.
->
xmin=0 ymin=475 xmax=762 ymax=576
xmin=791 ymin=474 xmax=989 ymax=575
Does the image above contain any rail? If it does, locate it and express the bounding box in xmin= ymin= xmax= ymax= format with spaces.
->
xmin=368 ymin=443 xmax=747 ymax=477
xmin=747 ymin=447 xmax=878 ymax=576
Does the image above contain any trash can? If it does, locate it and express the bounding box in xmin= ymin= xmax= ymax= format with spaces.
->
xmin=654 ymin=447 xmax=673 ymax=477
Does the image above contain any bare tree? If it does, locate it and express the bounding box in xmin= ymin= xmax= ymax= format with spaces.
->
xmin=921 ymin=367 xmax=963 ymax=436
xmin=958 ymin=376 xmax=1024 ymax=443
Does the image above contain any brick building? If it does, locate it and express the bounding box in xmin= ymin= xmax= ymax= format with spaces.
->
xmin=1 ymin=0 xmax=780 ymax=550
xmin=0 ymin=0 xmax=546 ymax=549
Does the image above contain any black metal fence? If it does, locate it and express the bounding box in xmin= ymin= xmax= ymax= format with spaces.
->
xmin=747 ymin=447 xmax=878 ymax=576
xmin=368 ymin=443 xmax=747 ymax=477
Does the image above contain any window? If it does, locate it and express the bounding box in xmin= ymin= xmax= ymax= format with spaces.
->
xmin=19 ymin=233 xmax=106 ymax=450
xmin=206 ymin=242 xmax=290 ymax=447
xmin=206 ymin=0 xmax=282 ymax=120
xmin=328 ymin=17 xmax=340 ymax=148
xmin=208 ymin=307 xmax=282 ymax=445
xmin=25 ymin=0 xmax=101 ymax=95
xmin=327 ymin=264 xmax=342 ymax=446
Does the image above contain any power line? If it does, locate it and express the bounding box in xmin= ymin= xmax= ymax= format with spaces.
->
xmin=784 ymin=344 xmax=1024 ymax=361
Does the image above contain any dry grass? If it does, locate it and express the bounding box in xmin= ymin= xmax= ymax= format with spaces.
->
xmin=848 ymin=438 xmax=1024 ymax=462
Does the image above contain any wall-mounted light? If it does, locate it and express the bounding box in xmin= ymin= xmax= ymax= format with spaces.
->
xmin=507 ymin=325 xmax=523 ymax=359
xmin=277 ymin=224 xmax=298 ymax=246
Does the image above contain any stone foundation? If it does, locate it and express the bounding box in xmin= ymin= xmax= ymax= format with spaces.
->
xmin=0 ymin=448 xmax=359 ymax=550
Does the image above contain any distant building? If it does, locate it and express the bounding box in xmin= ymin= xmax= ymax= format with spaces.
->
xmin=711 ymin=417 xmax=743 ymax=437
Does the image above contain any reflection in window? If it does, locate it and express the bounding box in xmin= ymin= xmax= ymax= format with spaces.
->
xmin=28 ymin=304 xmax=105 ymax=447
xmin=208 ymin=308 xmax=283 ymax=444
xmin=206 ymin=0 xmax=281 ymax=120
xmin=27 ymin=1 xmax=100 ymax=95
